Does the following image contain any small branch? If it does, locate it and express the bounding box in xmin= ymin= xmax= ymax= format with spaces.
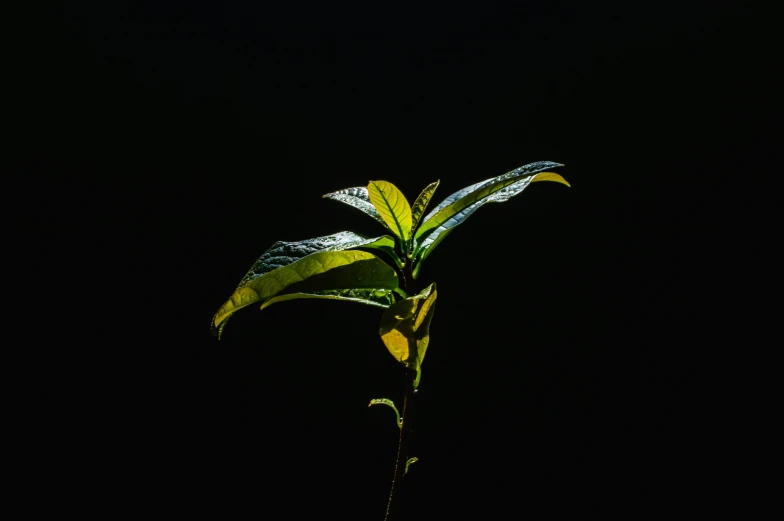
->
xmin=392 ymin=287 xmax=409 ymax=300
xmin=369 ymin=398 xmax=402 ymax=429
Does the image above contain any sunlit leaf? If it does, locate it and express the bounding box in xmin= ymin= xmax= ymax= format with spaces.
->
xmin=412 ymin=163 xmax=567 ymax=275
xmin=531 ymin=172 xmax=570 ymax=187
xmin=421 ymin=179 xmax=485 ymax=219
xmin=410 ymin=180 xmax=440 ymax=236
xmin=379 ymin=299 xmax=417 ymax=364
xmin=212 ymin=244 xmax=398 ymax=338
xmin=412 ymin=228 xmax=453 ymax=279
xmin=415 ymin=162 xmax=564 ymax=240
xmin=322 ymin=186 xmax=389 ymax=229
xmin=230 ymin=231 xmax=393 ymax=289
xmin=412 ymin=285 xmax=437 ymax=388
xmin=378 ymin=283 xmax=437 ymax=383
xmin=368 ymin=181 xmax=412 ymax=246
xmin=414 ymin=289 xmax=436 ymax=360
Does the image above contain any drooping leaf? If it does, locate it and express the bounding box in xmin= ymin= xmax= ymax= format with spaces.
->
xmin=217 ymin=232 xmax=390 ymax=334
xmin=378 ymin=283 xmax=437 ymax=383
xmin=232 ymin=231 xmax=394 ymax=289
xmin=322 ymin=186 xmax=389 ymax=229
xmin=405 ymin=457 xmax=418 ymax=474
xmin=410 ymin=180 xmax=440 ymax=235
xmin=369 ymin=398 xmax=402 ymax=429
xmin=212 ymin=247 xmax=398 ymax=338
xmin=368 ymin=181 xmax=412 ymax=246
xmin=412 ymin=164 xmax=568 ymax=274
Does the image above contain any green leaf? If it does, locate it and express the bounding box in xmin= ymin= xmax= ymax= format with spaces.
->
xmin=412 ymin=228 xmax=453 ymax=279
xmin=259 ymin=289 xmax=394 ymax=311
xmin=368 ymin=181 xmax=413 ymax=247
xmin=368 ymin=398 xmax=402 ymax=429
xmin=410 ymin=180 xmax=440 ymax=235
xmin=412 ymin=163 xmax=567 ymax=270
xmin=378 ymin=283 xmax=437 ymax=381
xmin=379 ymin=299 xmax=417 ymax=364
xmin=531 ymin=172 xmax=570 ymax=187
xmin=415 ymin=162 xmax=565 ymax=240
xmin=213 ymin=250 xmax=397 ymax=337
xmin=322 ymin=186 xmax=389 ymax=229
xmin=229 ymin=231 xmax=392 ymax=289
xmin=358 ymin=235 xmax=404 ymax=269
xmin=405 ymin=457 xmax=418 ymax=474
xmin=212 ymin=233 xmax=399 ymax=338
xmin=420 ymin=179 xmax=486 ymax=220
xmin=413 ymin=289 xmax=436 ymax=388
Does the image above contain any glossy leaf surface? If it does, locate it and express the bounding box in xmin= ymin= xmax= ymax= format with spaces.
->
xmin=410 ymin=180 xmax=440 ymax=235
xmin=231 ymin=231 xmax=393 ymax=289
xmin=213 ymin=243 xmax=398 ymax=338
xmin=415 ymin=161 xmax=565 ymax=241
xmin=378 ymin=283 xmax=437 ymax=380
xmin=368 ymin=181 xmax=412 ymax=246
xmin=412 ymin=164 xmax=568 ymax=273
xmin=421 ymin=178 xmax=486 ymax=220
xmin=322 ymin=186 xmax=389 ymax=229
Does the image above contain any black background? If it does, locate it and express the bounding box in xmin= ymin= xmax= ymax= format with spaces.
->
xmin=28 ymin=1 xmax=774 ymax=518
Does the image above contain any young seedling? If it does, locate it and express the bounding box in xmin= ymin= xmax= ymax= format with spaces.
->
xmin=211 ymin=161 xmax=569 ymax=520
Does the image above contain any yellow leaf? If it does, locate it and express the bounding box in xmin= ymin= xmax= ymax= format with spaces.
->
xmin=368 ymin=181 xmax=413 ymax=244
xmin=531 ymin=171 xmax=571 ymax=187
xmin=378 ymin=284 xmax=437 ymax=372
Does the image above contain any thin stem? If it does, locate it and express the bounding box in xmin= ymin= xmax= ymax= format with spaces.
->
xmin=402 ymin=256 xmax=418 ymax=295
xmin=384 ymin=367 xmax=417 ymax=521
xmin=384 ymin=259 xmax=419 ymax=521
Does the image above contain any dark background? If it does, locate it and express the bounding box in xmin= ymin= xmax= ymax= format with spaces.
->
xmin=28 ymin=1 xmax=774 ymax=518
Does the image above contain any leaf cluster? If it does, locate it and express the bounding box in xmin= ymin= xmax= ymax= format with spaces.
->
xmin=212 ymin=161 xmax=569 ymax=369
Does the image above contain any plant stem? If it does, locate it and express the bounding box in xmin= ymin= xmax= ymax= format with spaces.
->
xmin=399 ymin=256 xmax=416 ymax=297
xmin=384 ymin=260 xmax=419 ymax=521
xmin=384 ymin=367 xmax=417 ymax=521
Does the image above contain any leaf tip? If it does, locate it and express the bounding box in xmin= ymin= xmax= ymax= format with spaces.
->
xmin=211 ymin=319 xmax=225 ymax=340
xmin=532 ymin=172 xmax=571 ymax=188
xmin=210 ymin=314 xmax=222 ymax=338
